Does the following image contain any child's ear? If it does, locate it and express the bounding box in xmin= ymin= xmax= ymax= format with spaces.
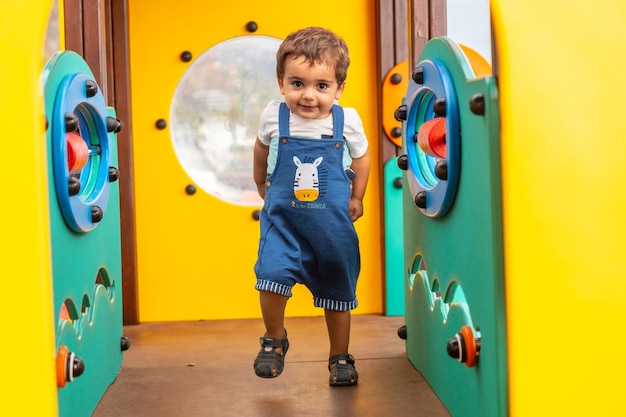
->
xmin=335 ymin=82 xmax=346 ymax=99
xmin=277 ymin=77 xmax=285 ymax=95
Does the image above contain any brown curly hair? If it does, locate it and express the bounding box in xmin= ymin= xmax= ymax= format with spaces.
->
xmin=276 ymin=27 xmax=350 ymax=85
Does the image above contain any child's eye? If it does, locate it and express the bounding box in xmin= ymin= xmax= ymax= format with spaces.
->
xmin=318 ymin=83 xmax=328 ymax=90
xmin=293 ymin=81 xmax=303 ymax=87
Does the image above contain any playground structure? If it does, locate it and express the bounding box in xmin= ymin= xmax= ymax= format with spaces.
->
xmin=398 ymin=37 xmax=505 ymax=417
xmin=2 ymin=1 xmax=626 ymax=416
xmin=43 ymin=49 xmax=126 ymax=417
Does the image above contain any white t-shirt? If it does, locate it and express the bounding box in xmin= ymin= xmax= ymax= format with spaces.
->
xmin=257 ymin=100 xmax=368 ymax=173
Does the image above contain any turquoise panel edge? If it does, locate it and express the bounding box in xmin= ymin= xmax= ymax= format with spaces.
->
xmin=384 ymin=157 xmax=405 ymax=316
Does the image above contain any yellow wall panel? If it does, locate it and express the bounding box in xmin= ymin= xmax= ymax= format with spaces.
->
xmin=492 ymin=1 xmax=626 ymax=415
xmin=129 ymin=0 xmax=381 ymax=320
xmin=0 ymin=1 xmax=58 ymax=415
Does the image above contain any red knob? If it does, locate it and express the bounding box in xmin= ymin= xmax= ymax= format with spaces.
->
xmin=66 ymin=132 xmax=89 ymax=172
xmin=417 ymin=117 xmax=446 ymax=158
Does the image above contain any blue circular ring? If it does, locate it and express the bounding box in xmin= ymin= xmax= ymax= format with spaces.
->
xmin=51 ymin=73 xmax=111 ymax=232
xmin=404 ymin=59 xmax=460 ymax=217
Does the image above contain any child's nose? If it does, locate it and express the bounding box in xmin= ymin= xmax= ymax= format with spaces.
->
xmin=302 ymin=87 xmax=315 ymax=99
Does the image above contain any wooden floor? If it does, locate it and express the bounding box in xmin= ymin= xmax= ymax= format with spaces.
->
xmin=93 ymin=315 xmax=450 ymax=417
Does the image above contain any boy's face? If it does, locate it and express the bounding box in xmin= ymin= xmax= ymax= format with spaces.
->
xmin=278 ymin=55 xmax=345 ymax=120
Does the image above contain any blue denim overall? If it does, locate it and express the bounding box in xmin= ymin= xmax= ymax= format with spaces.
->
xmin=254 ymin=103 xmax=360 ymax=311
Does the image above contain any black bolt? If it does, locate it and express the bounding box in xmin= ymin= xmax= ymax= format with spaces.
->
xmin=446 ymin=335 xmax=462 ymax=360
xmin=390 ymin=73 xmax=402 ymax=85
xmin=469 ymin=93 xmax=485 ymax=115
xmin=71 ymin=355 xmax=85 ymax=379
xmin=391 ymin=127 xmax=402 ymax=138
xmin=85 ymin=80 xmax=98 ymax=98
xmin=252 ymin=209 xmax=261 ymax=221
xmin=155 ymin=119 xmax=167 ymax=130
xmin=91 ymin=206 xmax=104 ymax=223
xmin=434 ymin=160 xmax=447 ymax=180
xmin=68 ymin=175 xmax=81 ymax=196
xmin=397 ymin=325 xmax=407 ymax=340
xmin=394 ymin=105 xmax=407 ymax=122
xmin=433 ymin=98 xmax=446 ymax=117
xmin=108 ymin=167 xmax=120 ymax=182
xmin=185 ymin=184 xmax=196 ymax=195
xmin=393 ymin=177 xmax=403 ymax=189
xmin=412 ymin=67 xmax=424 ymax=84
xmin=245 ymin=21 xmax=258 ymax=33
xmin=107 ymin=116 xmax=123 ymax=133
xmin=65 ymin=113 xmax=79 ymax=133
xmin=397 ymin=154 xmax=408 ymax=170
xmin=121 ymin=337 xmax=131 ymax=351
xmin=180 ymin=51 xmax=193 ymax=62
xmin=415 ymin=191 xmax=427 ymax=208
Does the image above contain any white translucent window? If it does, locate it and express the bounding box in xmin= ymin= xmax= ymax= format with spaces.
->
xmin=446 ymin=0 xmax=492 ymax=65
xmin=45 ymin=0 xmax=60 ymax=60
xmin=170 ymin=36 xmax=283 ymax=206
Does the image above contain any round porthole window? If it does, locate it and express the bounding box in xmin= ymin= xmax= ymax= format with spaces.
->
xmin=170 ymin=36 xmax=283 ymax=206
xmin=404 ymin=59 xmax=461 ymax=217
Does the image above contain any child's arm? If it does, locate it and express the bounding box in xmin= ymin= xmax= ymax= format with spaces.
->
xmin=253 ymin=137 xmax=270 ymax=199
xmin=348 ymin=148 xmax=370 ymax=222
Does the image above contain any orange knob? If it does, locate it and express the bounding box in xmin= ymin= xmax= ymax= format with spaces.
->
xmin=446 ymin=325 xmax=480 ymax=368
xmin=56 ymin=346 xmax=85 ymax=388
xmin=56 ymin=346 xmax=69 ymax=387
xmin=460 ymin=325 xmax=478 ymax=367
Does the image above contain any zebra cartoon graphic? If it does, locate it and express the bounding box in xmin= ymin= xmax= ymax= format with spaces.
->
xmin=293 ymin=156 xmax=323 ymax=202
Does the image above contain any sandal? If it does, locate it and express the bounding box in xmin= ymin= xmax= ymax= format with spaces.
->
xmin=253 ymin=330 xmax=289 ymax=378
xmin=328 ymin=353 xmax=358 ymax=386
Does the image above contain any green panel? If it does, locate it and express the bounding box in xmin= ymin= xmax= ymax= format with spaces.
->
xmin=384 ymin=157 xmax=405 ymax=316
xmin=43 ymin=51 xmax=124 ymax=417
xmin=402 ymin=37 xmax=507 ymax=417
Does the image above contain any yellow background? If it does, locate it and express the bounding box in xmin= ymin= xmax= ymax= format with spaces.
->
xmin=128 ymin=0 xmax=382 ymax=321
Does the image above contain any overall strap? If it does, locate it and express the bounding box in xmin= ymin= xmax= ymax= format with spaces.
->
xmin=278 ymin=102 xmax=291 ymax=137
xmin=331 ymin=104 xmax=344 ymax=139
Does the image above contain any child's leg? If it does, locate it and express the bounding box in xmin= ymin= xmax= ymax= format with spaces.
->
xmin=324 ymin=309 xmax=351 ymax=356
xmin=260 ymin=290 xmax=288 ymax=346
xmin=255 ymin=290 xmax=289 ymax=378
xmin=325 ymin=309 xmax=358 ymax=386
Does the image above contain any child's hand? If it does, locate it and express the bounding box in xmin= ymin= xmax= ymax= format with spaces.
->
xmin=349 ymin=197 xmax=363 ymax=222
